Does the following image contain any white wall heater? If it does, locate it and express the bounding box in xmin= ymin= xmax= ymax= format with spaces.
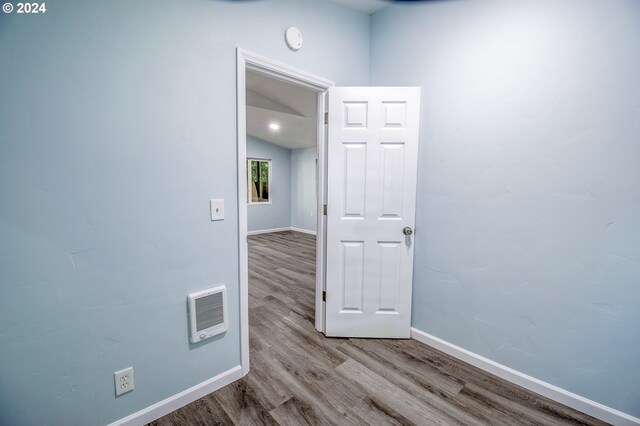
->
xmin=188 ymin=285 xmax=227 ymax=343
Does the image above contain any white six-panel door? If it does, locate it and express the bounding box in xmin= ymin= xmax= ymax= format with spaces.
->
xmin=325 ymin=87 xmax=421 ymax=338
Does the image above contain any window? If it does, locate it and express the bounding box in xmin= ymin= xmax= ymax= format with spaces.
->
xmin=248 ymin=158 xmax=271 ymax=204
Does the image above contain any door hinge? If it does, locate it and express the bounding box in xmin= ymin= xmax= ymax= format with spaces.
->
xmin=322 ymin=291 xmax=326 ymax=302
xmin=324 ymin=112 xmax=329 ymax=125
xmin=323 ymin=204 xmax=327 ymax=216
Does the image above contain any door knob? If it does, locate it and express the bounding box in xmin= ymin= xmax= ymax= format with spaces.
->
xmin=403 ymin=226 xmax=413 ymax=236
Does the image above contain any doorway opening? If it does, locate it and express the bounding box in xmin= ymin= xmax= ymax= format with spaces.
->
xmin=237 ymin=49 xmax=334 ymax=374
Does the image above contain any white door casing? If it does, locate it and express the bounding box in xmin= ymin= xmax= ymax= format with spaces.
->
xmin=237 ymin=49 xmax=334 ymax=374
xmin=325 ymin=87 xmax=421 ymax=338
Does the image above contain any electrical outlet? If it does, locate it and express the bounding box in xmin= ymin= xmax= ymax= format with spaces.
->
xmin=114 ymin=367 xmax=134 ymax=396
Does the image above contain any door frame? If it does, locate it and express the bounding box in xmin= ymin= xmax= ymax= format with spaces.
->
xmin=236 ymin=48 xmax=334 ymax=375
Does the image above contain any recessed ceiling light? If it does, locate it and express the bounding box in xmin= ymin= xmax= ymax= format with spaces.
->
xmin=269 ymin=123 xmax=280 ymax=131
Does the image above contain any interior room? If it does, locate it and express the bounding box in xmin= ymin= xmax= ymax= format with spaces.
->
xmin=0 ymin=0 xmax=638 ymax=425
xmin=245 ymin=70 xmax=318 ymax=237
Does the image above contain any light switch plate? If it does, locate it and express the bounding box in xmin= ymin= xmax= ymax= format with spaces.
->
xmin=210 ymin=199 xmax=224 ymax=221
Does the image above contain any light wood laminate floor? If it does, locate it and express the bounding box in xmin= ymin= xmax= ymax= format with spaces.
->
xmin=150 ymin=231 xmax=607 ymax=426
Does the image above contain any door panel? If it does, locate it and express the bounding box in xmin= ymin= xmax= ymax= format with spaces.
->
xmin=343 ymin=143 xmax=367 ymax=218
xmin=341 ymin=241 xmax=365 ymax=312
xmin=325 ymin=87 xmax=421 ymax=338
xmin=380 ymin=143 xmax=405 ymax=218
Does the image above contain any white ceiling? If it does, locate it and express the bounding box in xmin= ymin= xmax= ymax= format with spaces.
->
xmin=246 ymin=70 xmax=317 ymax=150
xmin=326 ymin=0 xmax=390 ymax=15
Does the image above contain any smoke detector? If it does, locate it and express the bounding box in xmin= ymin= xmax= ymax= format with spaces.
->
xmin=285 ymin=27 xmax=303 ymax=51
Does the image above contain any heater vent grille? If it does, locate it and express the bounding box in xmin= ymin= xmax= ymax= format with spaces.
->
xmin=195 ymin=292 xmax=224 ymax=331
xmin=188 ymin=285 xmax=227 ymax=343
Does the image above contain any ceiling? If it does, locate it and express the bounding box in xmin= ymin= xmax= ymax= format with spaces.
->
xmin=246 ymin=70 xmax=317 ymax=150
xmin=326 ymin=0 xmax=390 ymax=14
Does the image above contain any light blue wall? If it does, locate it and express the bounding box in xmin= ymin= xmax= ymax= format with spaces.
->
xmin=247 ymin=136 xmax=291 ymax=232
xmin=371 ymin=0 xmax=640 ymax=417
xmin=291 ymin=148 xmax=317 ymax=233
xmin=0 ymin=0 xmax=369 ymax=424
xmin=246 ymin=141 xmax=316 ymax=233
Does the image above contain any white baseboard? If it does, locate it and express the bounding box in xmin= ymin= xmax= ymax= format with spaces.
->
xmin=289 ymin=227 xmax=317 ymax=235
xmin=108 ymin=365 xmax=243 ymax=426
xmin=410 ymin=328 xmax=639 ymax=426
xmin=247 ymin=227 xmax=291 ymax=235
xmin=247 ymin=227 xmax=316 ymax=236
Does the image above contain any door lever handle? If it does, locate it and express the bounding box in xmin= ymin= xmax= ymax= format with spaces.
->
xmin=403 ymin=226 xmax=413 ymax=236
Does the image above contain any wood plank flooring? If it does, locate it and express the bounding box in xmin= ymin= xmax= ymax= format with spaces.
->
xmin=150 ymin=231 xmax=608 ymax=426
